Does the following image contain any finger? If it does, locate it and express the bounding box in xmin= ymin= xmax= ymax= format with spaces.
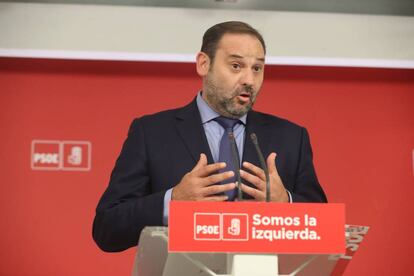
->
xmin=239 ymin=169 xmax=265 ymax=191
xmin=192 ymin=153 xmax=208 ymax=171
xmin=203 ymin=171 xmax=234 ymax=186
xmin=197 ymin=162 xmax=226 ymax=177
xmin=240 ymin=184 xmax=264 ymax=201
xmin=267 ymin=152 xmax=279 ymax=176
xmin=202 ymin=183 xmax=236 ymax=196
xmin=242 ymin=161 xmax=266 ymax=181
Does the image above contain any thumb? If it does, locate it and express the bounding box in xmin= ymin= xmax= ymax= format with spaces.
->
xmin=267 ymin=152 xmax=279 ymax=176
xmin=192 ymin=153 xmax=207 ymax=171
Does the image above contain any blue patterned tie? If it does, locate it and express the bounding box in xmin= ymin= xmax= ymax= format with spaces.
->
xmin=214 ymin=116 xmax=240 ymax=201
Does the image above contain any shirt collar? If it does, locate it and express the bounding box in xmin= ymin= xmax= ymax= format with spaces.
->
xmin=196 ymin=92 xmax=247 ymax=125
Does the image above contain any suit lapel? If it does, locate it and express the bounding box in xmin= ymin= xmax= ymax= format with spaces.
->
xmin=175 ymin=98 xmax=215 ymax=164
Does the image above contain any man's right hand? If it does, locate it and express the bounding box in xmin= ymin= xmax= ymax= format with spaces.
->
xmin=172 ymin=153 xmax=236 ymax=201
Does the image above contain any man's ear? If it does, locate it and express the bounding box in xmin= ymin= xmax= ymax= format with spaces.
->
xmin=196 ymin=52 xmax=210 ymax=77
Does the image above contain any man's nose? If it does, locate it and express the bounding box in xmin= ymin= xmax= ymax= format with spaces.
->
xmin=240 ymin=70 xmax=254 ymax=87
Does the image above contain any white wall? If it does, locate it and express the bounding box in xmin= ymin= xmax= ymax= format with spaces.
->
xmin=1 ymin=2 xmax=413 ymax=68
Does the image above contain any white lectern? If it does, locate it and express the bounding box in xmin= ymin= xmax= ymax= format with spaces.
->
xmin=131 ymin=225 xmax=368 ymax=276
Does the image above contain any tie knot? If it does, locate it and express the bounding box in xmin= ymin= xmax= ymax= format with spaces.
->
xmin=214 ymin=116 xmax=239 ymax=131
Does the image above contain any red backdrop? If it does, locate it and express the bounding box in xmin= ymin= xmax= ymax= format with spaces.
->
xmin=0 ymin=57 xmax=413 ymax=275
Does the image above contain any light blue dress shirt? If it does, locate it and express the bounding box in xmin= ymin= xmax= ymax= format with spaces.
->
xmin=197 ymin=93 xmax=247 ymax=163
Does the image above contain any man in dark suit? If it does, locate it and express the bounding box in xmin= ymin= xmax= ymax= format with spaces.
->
xmin=93 ymin=21 xmax=327 ymax=252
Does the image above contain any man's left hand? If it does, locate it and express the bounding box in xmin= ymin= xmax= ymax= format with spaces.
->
xmin=239 ymin=152 xmax=289 ymax=202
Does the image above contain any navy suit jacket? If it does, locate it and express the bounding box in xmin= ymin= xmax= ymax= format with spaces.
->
xmin=92 ymin=98 xmax=327 ymax=252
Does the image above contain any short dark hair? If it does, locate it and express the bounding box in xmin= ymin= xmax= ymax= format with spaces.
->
xmin=201 ymin=21 xmax=266 ymax=63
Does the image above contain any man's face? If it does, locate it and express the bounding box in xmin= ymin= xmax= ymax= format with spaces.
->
xmin=200 ymin=33 xmax=265 ymax=118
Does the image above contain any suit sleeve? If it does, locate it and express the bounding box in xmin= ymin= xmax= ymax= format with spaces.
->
xmin=290 ymin=127 xmax=328 ymax=203
xmin=92 ymin=118 xmax=165 ymax=252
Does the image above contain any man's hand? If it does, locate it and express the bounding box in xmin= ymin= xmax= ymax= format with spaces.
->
xmin=172 ymin=153 xmax=236 ymax=201
xmin=239 ymin=152 xmax=289 ymax=202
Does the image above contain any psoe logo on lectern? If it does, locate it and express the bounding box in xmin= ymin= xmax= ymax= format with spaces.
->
xmin=31 ymin=140 xmax=91 ymax=171
xmin=194 ymin=213 xmax=221 ymax=241
xmin=193 ymin=212 xmax=249 ymax=241
xmin=222 ymin=213 xmax=249 ymax=241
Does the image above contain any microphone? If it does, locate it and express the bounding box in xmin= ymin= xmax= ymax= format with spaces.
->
xmin=228 ymin=132 xmax=243 ymax=201
xmin=250 ymin=133 xmax=270 ymax=202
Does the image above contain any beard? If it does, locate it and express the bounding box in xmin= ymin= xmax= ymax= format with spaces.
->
xmin=204 ymin=73 xmax=258 ymax=118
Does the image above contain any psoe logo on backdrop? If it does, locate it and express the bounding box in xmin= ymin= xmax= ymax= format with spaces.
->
xmin=31 ymin=140 xmax=91 ymax=171
xmin=194 ymin=212 xmax=249 ymax=241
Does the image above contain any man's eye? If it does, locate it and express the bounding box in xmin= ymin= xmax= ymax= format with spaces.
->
xmin=231 ymin=64 xmax=241 ymax=70
xmin=253 ymin=66 xmax=262 ymax=72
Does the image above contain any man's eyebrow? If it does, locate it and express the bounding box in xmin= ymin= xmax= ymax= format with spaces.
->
xmin=228 ymin=54 xmax=265 ymax=63
xmin=229 ymin=54 xmax=243 ymax=59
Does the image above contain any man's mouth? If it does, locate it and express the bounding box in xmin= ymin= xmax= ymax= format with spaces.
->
xmin=237 ymin=92 xmax=252 ymax=103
